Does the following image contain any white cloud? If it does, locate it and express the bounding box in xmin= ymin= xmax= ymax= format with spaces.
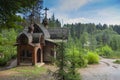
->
xmin=55 ymin=14 xmax=120 ymax=26
xmin=62 ymin=17 xmax=92 ymax=24
xmin=47 ymin=1 xmax=120 ymax=25
xmin=59 ymin=7 xmax=120 ymax=25
xmin=53 ymin=13 xmax=99 ymax=26
xmin=48 ymin=10 xmax=120 ymax=26
xmin=96 ymin=7 xmax=120 ymax=25
xmin=61 ymin=17 xmax=102 ymax=25
xmin=58 ymin=0 xmax=93 ymax=12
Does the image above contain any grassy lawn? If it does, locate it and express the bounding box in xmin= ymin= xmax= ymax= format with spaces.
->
xmin=11 ymin=66 xmax=47 ymax=77
xmin=0 ymin=66 xmax=47 ymax=77
xmin=0 ymin=65 xmax=55 ymax=80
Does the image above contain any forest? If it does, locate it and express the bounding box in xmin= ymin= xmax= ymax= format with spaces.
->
xmin=64 ymin=23 xmax=120 ymax=57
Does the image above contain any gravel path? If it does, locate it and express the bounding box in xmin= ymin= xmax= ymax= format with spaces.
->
xmin=79 ymin=58 xmax=120 ymax=80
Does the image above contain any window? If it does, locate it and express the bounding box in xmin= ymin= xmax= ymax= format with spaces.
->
xmin=20 ymin=50 xmax=32 ymax=63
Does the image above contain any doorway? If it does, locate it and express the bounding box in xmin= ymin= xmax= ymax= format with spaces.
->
xmin=37 ymin=49 xmax=41 ymax=62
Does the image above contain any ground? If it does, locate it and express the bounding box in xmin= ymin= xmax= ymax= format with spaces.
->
xmin=80 ymin=58 xmax=120 ymax=80
xmin=0 ymin=58 xmax=120 ymax=80
xmin=0 ymin=64 xmax=55 ymax=80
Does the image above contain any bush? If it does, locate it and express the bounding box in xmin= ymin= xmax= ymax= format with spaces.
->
xmin=112 ymin=51 xmax=120 ymax=58
xmin=66 ymin=47 xmax=88 ymax=68
xmin=101 ymin=45 xmax=112 ymax=56
xmin=86 ymin=51 xmax=99 ymax=64
xmin=0 ymin=29 xmax=17 ymax=66
xmin=96 ymin=45 xmax=113 ymax=57
xmin=66 ymin=72 xmax=81 ymax=80
xmin=0 ymin=58 xmax=7 ymax=66
xmin=113 ymin=60 xmax=120 ymax=64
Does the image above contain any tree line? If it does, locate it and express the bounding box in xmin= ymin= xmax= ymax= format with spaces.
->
xmin=64 ymin=23 xmax=120 ymax=52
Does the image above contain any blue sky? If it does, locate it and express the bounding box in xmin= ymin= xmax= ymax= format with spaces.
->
xmin=44 ymin=0 xmax=120 ymax=25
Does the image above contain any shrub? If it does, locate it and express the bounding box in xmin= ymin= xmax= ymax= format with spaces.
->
xmin=101 ymin=45 xmax=113 ymax=57
xmin=0 ymin=58 xmax=7 ymax=66
xmin=112 ymin=51 xmax=120 ymax=58
xmin=66 ymin=72 xmax=81 ymax=80
xmin=0 ymin=29 xmax=17 ymax=66
xmin=66 ymin=47 xmax=88 ymax=68
xmin=54 ymin=42 xmax=81 ymax=80
xmin=96 ymin=45 xmax=113 ymax=57
xmin=86 ymin=51 xmax=99 ymax=64
xmin=113 ymin=60 xmax=120 ymax=64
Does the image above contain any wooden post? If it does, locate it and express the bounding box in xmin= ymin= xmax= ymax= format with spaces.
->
xmin=54 ymin=51 xmax=56 ymax=59
xmin=40 ymin=49 xmax=43 ymax=63
xmin=17 ymin=46 xmax=20 ymax=65
xmin=32 ymin=48 xmax=37 ymax=65
xmin=54 ymin=46 xmax=56 ymax=59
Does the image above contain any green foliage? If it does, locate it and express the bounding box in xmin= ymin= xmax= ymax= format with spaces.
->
xmin=80 ymin=32 xmax=89 ymax=48
xmin=54 ymin=22 xmax=120 ymax=79
xmin=109 ymin=35 xmax=120 ymax=50
xmin=54 ymin=42 xmax=68 ymax=80
xmin=12 ymin=66 xmax=46 ymax=76
xmin=89 ymin=34 xmax=97 ymax=51
xmin=65 ymin=43 xmax=81 ymax=80
xmin=112 ymin=51 xmax=120 ymax=58
xmin=0 ymin=29 xmax=17 ymax=66
xmin=113 ymin=60 xmax=120 ymax=64
xmin=65 ymin=71 xmax=81 ymax=80
xmin=86 ymin=51 xmax=99 ymax=64
xmin=0 ymin=57 xmax=8 ymax=66
xmin=99 ymin=45 xmax=113 ymax=57
xmin=48 ymin=14 xmax=61 ymax=28
xmin=54 ymin=41 xmax=81 ymax=80
xmin=64 ymin=23 xmax=120 ymax=53
xmin=112 ymin=25 xmax=120 ymax=34
xmin=66 ymin=47 xmax=88 ymax=68
xmin=0 ymin=0 xmax=41 ymax=28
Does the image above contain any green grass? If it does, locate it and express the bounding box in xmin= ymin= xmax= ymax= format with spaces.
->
xmin=112 ymin=51 xmax=120 ymax=58
xmin=102 ymin=51 xmax=120 ymax=59
xmin=113 ymin=60 xmax=120 ymax=64
xmin=11 ymin=66 xmax=46 ymax=76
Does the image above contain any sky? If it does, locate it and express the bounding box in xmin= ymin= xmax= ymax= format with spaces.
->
xmin=44 ymin=0 xmax=120 ymax=25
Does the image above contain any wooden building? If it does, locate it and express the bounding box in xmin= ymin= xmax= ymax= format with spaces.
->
xmin=16 ymin=23 xmax=69 ymax=65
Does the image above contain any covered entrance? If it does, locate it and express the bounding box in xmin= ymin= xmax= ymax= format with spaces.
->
xmin=36 ymin=48 xmax=43 ymax=63
xmin=37 ymin=49 xmax=41 ymax=62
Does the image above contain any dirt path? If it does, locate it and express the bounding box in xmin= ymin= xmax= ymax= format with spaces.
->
xmin=79 ymin=58 xmax=120 ymax=80
xmin=0 ymin=58 xmax=120 ymax=80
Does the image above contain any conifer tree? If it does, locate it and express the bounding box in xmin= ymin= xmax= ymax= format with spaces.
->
xmin=53 ymin=29 xmax=81 ymax=80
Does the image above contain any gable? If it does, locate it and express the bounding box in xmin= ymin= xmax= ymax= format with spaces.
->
xmin=33 ymin=24 xmax=50 ymax=39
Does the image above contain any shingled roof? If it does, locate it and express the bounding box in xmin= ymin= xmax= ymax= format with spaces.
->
xmin=17 ymin=23 xmax=69 ymax=46
xmin=33 ymin=24 xmax=50 ymax=39
xmin=47 ymin=28 xmax=69 ymax=39
xmin=22 ymin=24 xmax=50 ymax=39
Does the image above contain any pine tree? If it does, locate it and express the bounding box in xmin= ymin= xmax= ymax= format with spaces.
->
xmin=53 ymin=29 xmax=81 ymax=80
xmin=53 ymin=42 xmax=67 ymax=80
xmin=0 ymin=0 xmax=40 ymax=28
